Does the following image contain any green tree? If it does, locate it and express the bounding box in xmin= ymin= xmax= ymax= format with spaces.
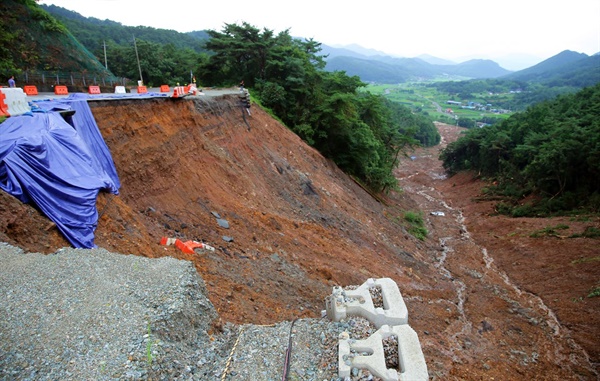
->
xmin=441 ymin=84 xmax=600 ymax=213
xmin=200 ymin=22 xmax=435 ymax=193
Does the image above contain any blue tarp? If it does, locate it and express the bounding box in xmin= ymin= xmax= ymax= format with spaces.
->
xmin=0 ymin=95 xmax=120 ymax=248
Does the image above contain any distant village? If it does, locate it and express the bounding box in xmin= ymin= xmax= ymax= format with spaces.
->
xmin=445 ymin=100 xmax=511 ymax=115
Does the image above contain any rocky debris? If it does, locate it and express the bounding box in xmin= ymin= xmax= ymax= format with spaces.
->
xmin=0 ymin=243 xmax=227 ymax=380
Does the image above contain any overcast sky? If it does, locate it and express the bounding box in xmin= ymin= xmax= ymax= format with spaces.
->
xmin=40 ymin=0 xmax=600 ymax=70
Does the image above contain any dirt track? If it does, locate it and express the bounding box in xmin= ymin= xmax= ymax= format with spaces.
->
xmin=0 ymin=97 xmax=598 ymax=379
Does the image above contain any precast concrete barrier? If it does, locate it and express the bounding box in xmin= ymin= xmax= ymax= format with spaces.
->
xmin=326 ymin=277 xmax=408 ymax=328
xmin=326 ymin=277 xmax=428 ymax=380
xmin=0 ymin=87 xmax=31 ymax=117
xmin=338 ymin=324 xmax=428 ymax=381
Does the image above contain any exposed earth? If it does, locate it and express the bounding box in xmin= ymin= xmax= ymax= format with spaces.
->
xmin=0 ymin=94 xmax=598 ymax=380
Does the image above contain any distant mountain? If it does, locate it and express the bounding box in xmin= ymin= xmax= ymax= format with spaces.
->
xmin=319 ymin=44 xmax=371 ymax=60
xmin=329 ymin=43 xmax=389 ymax=57
xmin=500 ymin=50 xmax=599 ymax=89
xmin=324 ymin=56 xmax=413 ymax=83
xmin=417 ymin=54 xmax=456 ymax=66
xmin=503 ymin=50 xmax=589 ymax=82
xmin=438 ymin=59 xmax=511 ymax=78
xmin=492 ymin=53 xmax=544 ymax=71
xmin=323 ymin=45 xmax=512 ymax=82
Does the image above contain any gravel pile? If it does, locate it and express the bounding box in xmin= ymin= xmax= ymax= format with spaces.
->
xmin=0 ymin=243 xmax=389 ymax=381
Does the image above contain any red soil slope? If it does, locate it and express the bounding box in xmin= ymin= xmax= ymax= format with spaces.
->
xmin=1 ymin=96 xmax=598 ymax=379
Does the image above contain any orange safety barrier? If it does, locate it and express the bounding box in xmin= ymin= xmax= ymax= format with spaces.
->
xmin=159 ymin=84 xmax=170 ymax=92
xmin=0 ymin=91 xmax=8 ymax=117
xmin=160 ymin=237 xmax=176 ymax=245
xmin=172 ymin=86 xmax=187 ymax=98
xmin=160 ymin=236 xmax=214 ymax=253
xmin=88 ymin=85 xmax=101 ymax=94
xmin=137 ymin=86 xmax=147 ymax=94
xmin=175 ymin=239 xmax=208 ymax=255
xmin=24 ymin=85 xmax=38 ymax=96
xmin=54 ymin=85 xmax=68 ymax=95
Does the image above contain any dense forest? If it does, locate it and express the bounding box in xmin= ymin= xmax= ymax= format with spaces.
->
xmin=440 ymin=84 xmax=600 ymax=215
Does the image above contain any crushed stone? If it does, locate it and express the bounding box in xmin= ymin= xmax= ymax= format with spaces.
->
xmin=0 ymin=243 xmax=392 ymax=381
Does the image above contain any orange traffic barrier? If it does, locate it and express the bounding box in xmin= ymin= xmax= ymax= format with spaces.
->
xmin=159 ymin=84 xmax=170 ymax=92
xmin=160 ymin=237 xmax=177 ymax=245
xmin=172 ymin=86 xmax=186 ymax=98
xmin=88 ymin=85 xmax=101 ymax=94
xmin=0 ymin=91 xmax=8 ymax=117
xmin=24 ymin=85 xmax=38 ymax=96
xmin=175 ymin=239 xmax=195 ymax=254
xmin=160 ymin=237 xmax=214 ymax=253
xmin=54 ymin=85 xmax=68 ymax=95
xmin=137 ymin=86 xmax=147 ymax=94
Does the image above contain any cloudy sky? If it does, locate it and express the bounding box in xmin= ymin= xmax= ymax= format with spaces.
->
xmin=40 ymin=0 xmax=600 ymax=70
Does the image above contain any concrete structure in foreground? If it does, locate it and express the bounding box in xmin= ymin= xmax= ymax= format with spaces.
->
xmin=326 ymin=277 xmax=408 ymax=328
xmin=326 ymin=277 xmax=428 ymax=381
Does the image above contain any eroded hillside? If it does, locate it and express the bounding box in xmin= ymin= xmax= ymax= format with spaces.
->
xmin=1 ymin=95 xmax=598 ymax=379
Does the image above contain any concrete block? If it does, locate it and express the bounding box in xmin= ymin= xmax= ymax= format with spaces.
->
xmin=0 ymin=88 xmax=31 ymax=116
xmin=339 ymin=324 xmax=428 ymax=381
xmin=326 ymin=277 xmax=408 ymax=328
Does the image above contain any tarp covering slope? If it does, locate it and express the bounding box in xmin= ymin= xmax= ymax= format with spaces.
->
xmin=0 ymin=96 xmax=120 ymax=248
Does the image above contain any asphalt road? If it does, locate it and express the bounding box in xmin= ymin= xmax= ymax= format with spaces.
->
xmin=23 ymin=86 xmax=241 ymax=102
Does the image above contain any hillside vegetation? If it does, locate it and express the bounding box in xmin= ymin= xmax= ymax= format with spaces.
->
xmin=440 ymin=83 xmax=600 ymax=215
xmin=0 ymin=0 xmax=111 ymax=77
xmin=42 ymin=4 xmax=209 ymax=86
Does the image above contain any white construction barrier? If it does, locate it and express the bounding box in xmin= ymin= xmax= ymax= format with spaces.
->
xmin=326 ymin=277 xmax=408 ymax=328
xmin=114 ymin=86 xmax=126 ymax=94
xmin=339 ymin=324 xmax=428 ymax=381
xmin=327 ymin=278 xmax=428 ymax=380
xmin=0 ymin=88 xmax=31 ymax=117
xmin=172 ymin=86 xmax=187 ymax=98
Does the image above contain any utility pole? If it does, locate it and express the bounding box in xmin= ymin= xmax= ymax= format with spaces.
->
xmin=133 ymin=35 xmax=143 ymax=85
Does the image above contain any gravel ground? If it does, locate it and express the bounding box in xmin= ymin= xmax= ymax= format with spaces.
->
xmin=0 ymin=243 xmax=388 ymax=381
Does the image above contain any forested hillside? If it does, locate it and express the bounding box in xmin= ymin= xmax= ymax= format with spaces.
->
xmin=0 ymin=0 xmax=111 ymax=78
xmin=42 ymin=4 xmax=209 ymax=86
xmin=440 ymin=83 xmax=600 ymax=215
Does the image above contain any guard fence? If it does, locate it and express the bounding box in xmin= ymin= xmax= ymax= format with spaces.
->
xmin=10 ymin=71 xmax=132 ymax=93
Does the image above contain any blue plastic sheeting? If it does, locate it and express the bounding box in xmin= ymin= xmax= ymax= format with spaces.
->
xmin=0 ymin=96 xmax=120 ymax=248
